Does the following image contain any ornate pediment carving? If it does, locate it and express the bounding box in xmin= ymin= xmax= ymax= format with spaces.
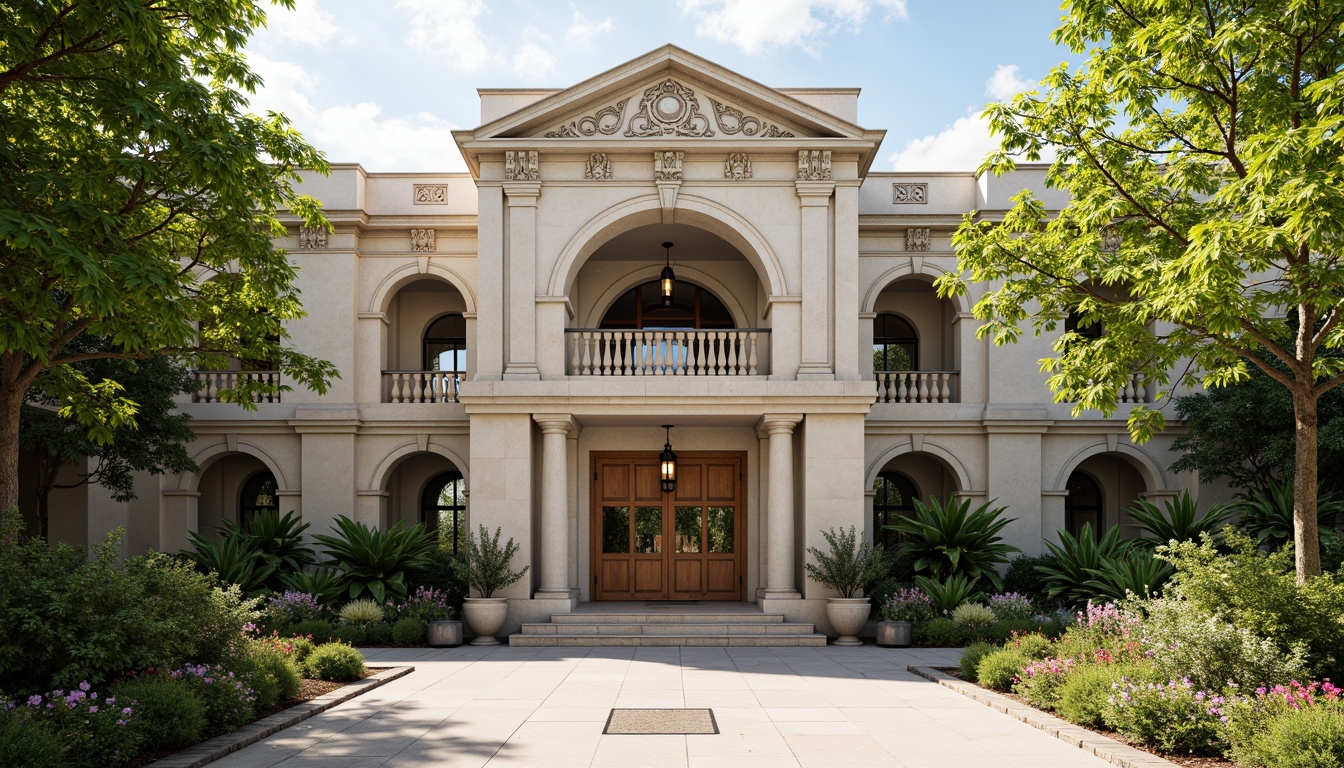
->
xmin=626 ymin=79 xmax=714 ymax=137
xmin=710 ymin=99 xmax=794 ymax=138
xmin=544 ymin=100 xmax=628 ymax=138
xmin=654 ymin=151 xmax=683 ymax=181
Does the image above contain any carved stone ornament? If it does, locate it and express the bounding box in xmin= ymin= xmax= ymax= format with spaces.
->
xmin=654 ymin=151 xmax=684 ymax=182
xmin=625 ymin=79 xmax=714 ymax=138
xmin=413 ymin=184 xmax=448 ymax=204
xmin=298 ymin=225 xmax=327 ymax=249
xmin=892 ymin=183 xmax=928 ymax=204
xmin=796 ymin=150 xmax=831 ymax=181
xmin=544 ymin=99 xmax=628 ymax=138
xmin=710 ymin=99 xmax=795 ymax=138
xmin=906 ymin=228 xmax=931 ymax=252
xmin=723 ymin=153 xmax=752 ymax=180
xmin=410 ymin=228 xmax=436 ymax=253
xmin=585 ymin=152 xmax=612 ymax=180
xmin=505 ymin=150 xmax=539 ymax=181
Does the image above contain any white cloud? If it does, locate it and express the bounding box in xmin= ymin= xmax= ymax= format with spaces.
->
xmin=259 ymin=0 xmax=346 ymax=47
xmin=246 ymin=54 xmax=465 ymax=172
xmin=566 ymin=8 xmax=614 ymax=45
xmin=396 ymin=0 xmax=494 ymax=71
xmin=985 ymin=64 xmax=1036 ymax=101
xmin=513 ymin=43 xmax=556 ymax=80
xmin=678 ymin=0 xmax=906 ymax=55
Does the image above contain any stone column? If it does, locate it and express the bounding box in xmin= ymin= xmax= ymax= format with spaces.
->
xmin=504 ymin=181 xmax=541 ymax=380
xmin=796 ymin=179 xmax=835 ymax=379
xmin=534 ymin=414 xmax=574 ymax=597
xmin=761 ymin=414 xmax=803 ymax=596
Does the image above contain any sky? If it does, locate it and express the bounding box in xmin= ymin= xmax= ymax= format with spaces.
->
xmin=242 ymin=0 xmax=1079 ymax=173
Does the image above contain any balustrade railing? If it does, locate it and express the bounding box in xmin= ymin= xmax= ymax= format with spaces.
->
xmin=1120 ymin=372 xmax=1151 ymax=404
xmin=566 ymin=329 xmax=768 ymax=376
xmin=192 ymin=371 xmax=281 ymax=403
xmin=874 ymin=371 xmax=959 ymax=403
xmin=383 ymin=371 xmax=462 ymax=403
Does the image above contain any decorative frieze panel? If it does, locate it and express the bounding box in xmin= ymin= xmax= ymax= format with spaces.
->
xmin=906 ymin=228 xmax=931 ymax=252
xmin=544 ymin=100 xmax=628 ymax=138
xmin=410 ymin=228 xmax=436 ymax=253
xmin=710 ymin=99 xmax=795 ymax=137
xmin=298 ymin=226 xmax=327 ymax=249
xmin=892 ymin=183 xmax=928 ymax=204
xmin=505 ymin=150 xmax=539 ymax=180
xmin=723 ymin=153 xmax=752 ymax=180
xmin=654 ymin=151 xmax=684 ymax=181
xmin=585 ymin=152 xmax=611 ymax=180
xmin=796 ymin=150 xmax=831 ymax=181
xmin=625 ymin=79 xmax=715 ymax=138
xmin=413 ymin=184 xmax=448 ymax=204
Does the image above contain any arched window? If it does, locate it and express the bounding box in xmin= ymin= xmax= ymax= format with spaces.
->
xmin=874 ymin=314 xmax=918 ymax=371
xmin=239 ymin=470 xmax=279 ymax=529
xmin=599 ymin=280 xmax=734 ymax=329
xmin=1065 ymin=470 xmax=1103 ymax=537
xmin=873 ymin=471 xmax=919 ymax=550
xmin=422 ymin=471 xmax=466 ymax=553
xmin=1064 ymin=311 xmax=1103 ymax=341
xmin=423 ymin=314 xmax=466 ymax=373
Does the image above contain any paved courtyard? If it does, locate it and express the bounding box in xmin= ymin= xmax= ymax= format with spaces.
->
xmin=210 ymin=645 xmax=1114 ymax=768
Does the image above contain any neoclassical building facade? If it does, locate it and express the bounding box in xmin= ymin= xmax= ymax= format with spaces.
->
xmin=24 ymin=46 xmax=1213 ymax=635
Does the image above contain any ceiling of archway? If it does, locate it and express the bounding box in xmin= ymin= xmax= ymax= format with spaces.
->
xmin=586 ymin=223 xmax=745 ymax=263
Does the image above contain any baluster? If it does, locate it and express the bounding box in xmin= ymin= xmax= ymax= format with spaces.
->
xmin=939 ymin=373 xmax=951 ymax=403
xmin=199 ymin=373 xmax=211 ymax=403
xmin=641 ymin=331 xmax=652 ymax=375
xmin=895 ymin=373 xmax=907 ymax=403
xmin=726 ymin=332 xmax=739 ymax=374
xmin=617 ymin=332 xmax=628 ymax=375
xmin=433 ymin=372 xmax=445 ymax=403
xmin=672 ymin=332 xmax=684 ymax=375
xmin=570 ymin=333 xmax=581 ymax=375
xmin=889 ymin=373 xmax=899 ymax=403
xmin=599 ymin=333 xmax=612 ymax=375
xmin=703 ymin=332 xmax=716 ymax=375
xmin=690 ymin=331 xmax=703 ymax=375
xmin=580 ymin=333 xmax=592 ymax=375
xmin=1133 ymin=373 xmax=1145 ymax=403
xmin=876 ymin=373 xmax=888 ymax=403
xmin=747 ymin=332 xmax=759 ymax=375
xmin=650 ymin=331 xmax=663 ymax=375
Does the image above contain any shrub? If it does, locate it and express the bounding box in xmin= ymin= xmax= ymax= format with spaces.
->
xmin=977 ymin=649 xmax=1029 ymax=692
xmin=333 ymin=624 xmax=367 ymax=646
xmin=1014 ymin=657 xmax=1075 ymax=710
xmin=878 ymin=587 xmax=935 ymax=623
xmin=365 ymin=622 xmax=393 ymax=645
xmin=915 ymin=573 xmax=983 ymax=613
xmin=1006 ymin=632 xmax=1055 ymax=660
xmin=12 ymin=685 xmax=140 ymax=768
xmin=392 ymin=586 xmax=455 ymax=623
xmin=1038 ymin=523 xmax=1131 ymax=608
xmin=1003 ymin=554 xmax=1057 ymax=605
xmin=951 ymin=603 xmax=996 ymax=631
xmin=986 ymin=592 xmax=1034 ymax=621
xmin=1225 ymin=682 xmax=1344 ymax=768
xmin=1141 ymin=598 xmax=1307 ymax=691
xmin=313 ymin=516 xmax=437 ymax=603
xmin=803 ymin=526 xmax=886 ymax=598
xmin=339 ymin=599 xmax=385 ymax=626
xmin=1063 ymin=601 xmax=1143 ymax=653
xmin=973 ymin=618 xmax=1043 ymax=646
xmin=0 ymin=709 xmax=67 ymax=768
xmin=1056 ymin=663 xmax=1151 ymax=728
xmin=286 ymin=620 xmax=334 ymax=644
xmin=304 ymin=644 xmax=366 ymax=682
xmin=112 ymin=675 xmax=205 ymax=751
xmin=914 ymin=617 xmax=967 ymax=646
xmin=230 ymin=637 xmax=301 ymax=710
xmin=887 ymin=496 xmax=1019 ymax=589
xmin=264 ymin=590 xmax=328 ymax=629
xmin=278 ymin=567 xmax=347 ymax=609
xmin=172 ymin=664 xmax=254 ymax=735
xmin=958 ymin=642 xmax=997 ymax=682
xmin=392 ymin=617 xmax=427 ymax=645
xmin=1104 ymin=677 xmax=1225 ymax=755
xmin=286 ymin=636 xmax=317 ymax=664
xmin=405 ymin=550 xmax=469 ymax=615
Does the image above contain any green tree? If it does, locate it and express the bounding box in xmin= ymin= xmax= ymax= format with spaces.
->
xmin=0 ymin=1 xmax=339 ymax=513
xmin=21 ymin=338 xmax=198 ymax=538
xmin=938 ymin=0 xmax=1344 ymax=580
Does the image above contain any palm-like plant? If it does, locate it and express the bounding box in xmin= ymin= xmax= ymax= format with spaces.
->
xmin=312 ymin=516 xmax=436 ymax=602
xmin=183 ymin=530 xmax=275 ymax=596
xmin=278 ymin=565 xmax=346 ymax=608
xmin=1233 ymin=480 xmax=1344 ymax=549
xmin=454 ymin=525 xmax=529 ymax=598
xmin=1126 ymin=491 xmax=1235 ymax=547
xmin=803 ymin=526 xmax=886 ymax=598
xmin=224 ymin=510 xmax=315 ymax=579
xmin=914 ymin=573 xmax=984 ymax=613
xmin=886 ymin=496 xmax=1019 ymax=590
xmin=1038 ymin=523 xmax=1131 ymax=608
xmin=1082 ymin=549 xmax=1174 ymax=603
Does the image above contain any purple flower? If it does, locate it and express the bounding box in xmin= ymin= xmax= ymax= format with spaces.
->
xmin=88 ymin=705 xmax=98 ymax=713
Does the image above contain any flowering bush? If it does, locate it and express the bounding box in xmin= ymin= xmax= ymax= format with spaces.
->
xmin=878 ymin=587 xmax=935 ymax=623
xmin=111 ymin=674 xmax=204 ymax=751
xmin=987 ymin=592 xmax=1034 ymax=621
xmin=264 ymin=590 xmax=328 ymax=627
xmin=1140 ymin=598 xmax=1307 ymax=691
xmin=1014 ymin=657 xmax=1076 ymax=709
xmin=6 ymin=683 xmax=139 ymax=768
xmin=172 ymin=664 xmax=255 ymax=735
xmin=1105 ymin=677 xmax=1225 ymax=754
xmin=393 ymin=586 xmax=455 ymax=623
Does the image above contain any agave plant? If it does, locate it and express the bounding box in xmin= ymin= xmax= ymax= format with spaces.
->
xmin=1233 ymin=480 xmax=1344 ymax=550
xmin=1037 ymin=523 xmax=1131 ymax=608
xmin=914 ymin=573 xmax=984 ymax=613
xmin=313 ymin=516 xmax=437 ymax=602
xmin=1126 ymin=491 xmax=1235 ymax=547
xmin=278 ymin=565 xmax=347 ymax=608
xmin=183 ymin=530 xmax=275 ymax=596
xmin=803 ymin=526 xmax=886 ymax=598
xmin=887 ymin=496 xmax=1019 ymax=590
xmin=1082 ymin=549 xmax=1174 ymax=603
xmin=224 ymin=510 xmax=315 ymax=581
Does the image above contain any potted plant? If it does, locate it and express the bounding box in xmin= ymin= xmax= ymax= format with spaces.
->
xmin=398 ymin=585 xmax=462 ymax=647
xmin=453 ymin=525 xmax=529 ymax=645
xmin=805 ymin=526 xmax=886 ymax=646
xmin=876 ymin=587 xmax=934 ymax=647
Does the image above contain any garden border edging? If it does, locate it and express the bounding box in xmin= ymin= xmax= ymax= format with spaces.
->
xmin=907 ymin=665 xmax=1181 ymax=768
xmin=145 ymin=666 xmax=414 ymax=768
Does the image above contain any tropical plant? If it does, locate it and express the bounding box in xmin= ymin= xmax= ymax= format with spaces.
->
xmin=1125 ymin=491 xmax=1235 ymax=547
xmin=453 ymin=525 xmax=529 ymax=598
xmin=1037 ymin=523 xmax=1130 ymax=608
xmin=224 ymin=510 xmax=315 ymax=580
xmin=1082 ymin=548 xmax=1174 ymax=603
xmin=278 ymin=566 xmax=347 ymax=608
xmin=803 ymin=526 xmax=886 ymax=598
xmin=914 ymin=573 xmax=984 ymax=613
xmin=886 ymin=496 xmax=1018 ymax=590
xmin=312 ymin=516 xmax=436 ymax=602
xmin=1233 ymin=480 xmax=1344 ymax=550
xmin=183 ymin=530 xmax=274 ymax=596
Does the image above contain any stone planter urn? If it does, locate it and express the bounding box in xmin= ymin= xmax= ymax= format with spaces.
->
xmin=462 ymin=597 xmax=509 ymax=646
xmin=825 ymin=597 xmax=871 ymax=646
xmin=426 ymin=619 xmax=463 ymax=648
xmin=875 ymin=620 xmax=912 ymax=648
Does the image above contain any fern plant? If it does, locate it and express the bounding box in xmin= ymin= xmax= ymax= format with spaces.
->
xmin=1037 ymin=523 xmax=1130 ymax=608
xmin=886 ymin=496 xmax=1019 ymax=590
xmin=313 ymin=516 xmax=436 ymax=602
xmin=804 ymin=526 xmax=885 ymax=598
xmin=1126 ymin=491 xmax=1235 ymax=547
xmin=454 ymin=525 xmax=529 ymax=598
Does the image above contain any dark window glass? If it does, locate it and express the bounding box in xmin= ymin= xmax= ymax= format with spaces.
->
xmin=239 ymin=471 xmax=279 ymax=529
xmin=421 ymin=471 xmax=466 ymax=554
xmin=1065 ymin=471 xmax=1103 ymax=538
xmin=707 ymin=506 xmax=734 ymax=553
xmin=873 ymin=471 xmax=919 ymax=550
xmin=598 ymin=281 xmax=736 ymax=330
xmin=423 ymin=313 xmax=467 ymax=373
xmin=603 ymin=506 xmax=630 ymax=553
xmin=675 ymin=506 xmax=702 ymax=553
xmin=635 ymin=506 xmax=663 ymax=553
xmin=874 ymin=313 xmax=918 ymax=371
xmin=1065 ymin=311 xmax=1103 ymax=341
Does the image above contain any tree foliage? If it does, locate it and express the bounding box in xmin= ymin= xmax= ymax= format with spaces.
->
xmin=939 ymin=0 xmax=1344 ymax=580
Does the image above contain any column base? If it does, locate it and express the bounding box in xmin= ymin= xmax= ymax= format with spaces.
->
xmin=503 ymin=363 xmax=541 ymax=380
xmin=533 ymin=588 xmax=580 ymax=601
xmin=795 ymin=363 xmax=835 ymax=380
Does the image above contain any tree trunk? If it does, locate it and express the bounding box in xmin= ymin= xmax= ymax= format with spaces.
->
xmin=1293 ymin=389 xmax=1321 ymax=582
xmin=0 ymin=371 xmax=22 ymax=516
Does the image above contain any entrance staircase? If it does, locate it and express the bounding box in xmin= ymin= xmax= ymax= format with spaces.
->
xmin=508 ymin=603 xmax=827 ymax=647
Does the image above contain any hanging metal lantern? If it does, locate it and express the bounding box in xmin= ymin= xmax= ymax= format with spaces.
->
xmin=660 ymin=241 xmax=675 ymax=307
xmin=659 ymin=424 xmax=677 ymax=492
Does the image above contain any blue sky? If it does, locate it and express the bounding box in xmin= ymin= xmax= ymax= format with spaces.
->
xmin=244 ymin=0 xmax=1076 ymax=172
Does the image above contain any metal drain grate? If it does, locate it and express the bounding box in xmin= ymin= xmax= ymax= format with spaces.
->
xmin=603 ymin=708 xmax=718 ymax=735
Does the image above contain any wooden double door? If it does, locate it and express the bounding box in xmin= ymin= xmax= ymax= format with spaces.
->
xmin=591 ymin=451 xmax=745 ymax=601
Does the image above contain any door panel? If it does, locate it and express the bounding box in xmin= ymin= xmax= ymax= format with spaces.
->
xmin=634 ymin=465 xmax=662 ymax=501
xmin=707 ymin=464 xmax=736 ymax=501
xmin=675 ymin=463 xmax=702 ymax=501
xmin=602 ymin=465 xmax=630 ymax=501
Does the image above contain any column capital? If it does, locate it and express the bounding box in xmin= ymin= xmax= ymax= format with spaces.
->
xmin=533 ymin=413 xmax=575 ymax=435
xmin=758 ymin=413 xmax=803 ymax=435
xmin=795 ymin=180 xmax=835 ymax=202
xmin=503 ymin=181 xmax=541 ymax=203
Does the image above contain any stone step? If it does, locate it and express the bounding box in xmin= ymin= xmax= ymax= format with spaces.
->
xmin=519 ymin=622 xmax=816 ymax=636
xmin=549 ymin=612 xmax=785 ymax=625
xmin=509 ymin=633 xmax=828 ymax=647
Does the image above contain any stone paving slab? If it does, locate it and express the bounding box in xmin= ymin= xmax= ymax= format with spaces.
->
xmin=203 ymin=646 xmax=1123 ymax=767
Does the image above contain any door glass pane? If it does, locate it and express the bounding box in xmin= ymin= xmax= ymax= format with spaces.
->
xmin=634 ymin=506 xmax=662 ymax=553
xmin=707 ymin=506 xmax=734 ymax=553
xmin=675 ymin=506 xmax=702 ymax=553
xmin=602 ymin=506 xmax=630 ymax=553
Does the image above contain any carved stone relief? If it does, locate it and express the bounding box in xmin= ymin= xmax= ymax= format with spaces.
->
xmin=892 ymin=183 xmax=928 ymax=204
xmin=298 ymin=226 xmax=327 ymax=249
xmin=544 ymin=99 xmax=628 ymax=138
xmin=906 ymin=228 xmax=931 ymax=252
xmin=796 ymin=150 xmax=831 ymax=181
xmin=710 ymin=99 xmax=795 ymax=137
xmin=410 ymin=228 xmax=436 ymax=253
xmin=413 ymin=184 xmax=448 ymax=204
xmin=654 ymin=151 xmax=684 ymax=182
xmin=723 ymin=153 xmax=752 ymax=180
xmin=585 ymin=152 xmax=612 ymax=180
xmin=505 ymin=150 xmax=539 ymax=181
xmin=625 ymin=79 xmax=714 ymax=138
